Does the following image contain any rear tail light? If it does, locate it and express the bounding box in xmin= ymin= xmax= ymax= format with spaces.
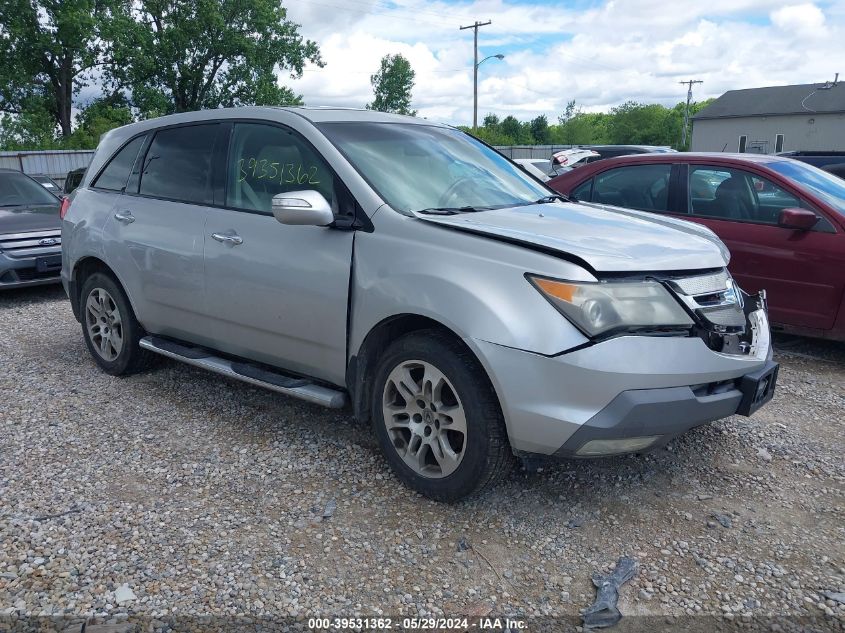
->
xmin=59 ymin=196 xmax=71 ymax=219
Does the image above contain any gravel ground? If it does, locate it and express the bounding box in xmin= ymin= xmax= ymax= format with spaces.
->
xmin=1 ymin=285 xmax=843 ymax=632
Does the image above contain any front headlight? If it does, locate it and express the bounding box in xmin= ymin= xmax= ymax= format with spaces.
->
xmin=528 ymin=275 xmax=694 ymax=337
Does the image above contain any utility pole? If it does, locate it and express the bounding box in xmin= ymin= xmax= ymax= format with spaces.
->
xmin=460 ymin=20 xmax=492 ymax=130
xmin=679 ymin=79 xmax=703 ymax=149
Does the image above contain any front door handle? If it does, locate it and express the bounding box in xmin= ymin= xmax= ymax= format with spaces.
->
xmin=211 ymin=232 xmax=243 ymax=246
xmin=114 ymin=210 xmax=135 ymax=224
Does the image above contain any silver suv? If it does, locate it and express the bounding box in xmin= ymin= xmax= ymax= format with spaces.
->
xmin=61 ymin=107 xmax=778 ymax=501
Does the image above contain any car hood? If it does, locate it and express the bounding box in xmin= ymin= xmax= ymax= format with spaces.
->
xmin=0 ymin=203 xmax=62 ymax=234
xmin=415 ymin=201 xmax=729 ymax=272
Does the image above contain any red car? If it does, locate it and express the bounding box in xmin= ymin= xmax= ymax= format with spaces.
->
xmin=548 ymin=153 xmax=845 ymax=341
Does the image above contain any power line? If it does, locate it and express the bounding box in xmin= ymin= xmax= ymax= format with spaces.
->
xmin=679 ymin=79 xmax=703 ymax=148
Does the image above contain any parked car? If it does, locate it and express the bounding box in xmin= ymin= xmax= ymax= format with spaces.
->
xmin=550 ymin=148 xmax=600 ymax=175
xmin=63 ymin=167 xmax=86 ymax=194
xmin=777 ymin=151 xmax=845 ymax=180
xmin=0 ymin=168 xmax=63 ymax=289
xmin=62 ymin=108 xmax=777 ymax=500
xmin=549 ymin=153 xmax=845 ymax=341
xmin=30 ymin=174 xmax=62 ymax=194
xmin=580 ymin=144 xmax=677 ymax=160
xmin=513 ymin=158 xmax=551 ymax=181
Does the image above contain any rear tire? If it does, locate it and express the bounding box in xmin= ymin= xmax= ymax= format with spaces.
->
xmin=371 ymin=329 xmax=514 ymax=502
xmin=79 ymin=272 xmax=158 ymax=376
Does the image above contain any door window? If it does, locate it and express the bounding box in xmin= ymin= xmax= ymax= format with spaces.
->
xmin=226 ymin=123 xmax=335 ymax=214
xmin=689 ymin=166 xmax=801 ymax=224
xmin=139 ymin=124 xmax=218 ymax=204
xmin=93 ymin=135 xmax=146 ymax=192
xmin=591 ymin=164 xmax=671 ymax=212
xmin=571 ymin=178 xmax=592 ymax=202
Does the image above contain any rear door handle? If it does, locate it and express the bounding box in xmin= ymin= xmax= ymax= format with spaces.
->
xmin=114 ymin=210 xmax=135 ymax=224
xmin=211 ymin=232 xmax=243 ymax=246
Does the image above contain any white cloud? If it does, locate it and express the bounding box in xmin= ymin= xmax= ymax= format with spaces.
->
xmin=771 ymin=3 xmax=826 ymax=33
xmin=283 ymin=0 xmax=844 ymax=125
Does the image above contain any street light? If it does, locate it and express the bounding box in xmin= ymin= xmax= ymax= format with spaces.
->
xmin=473 ymin=53 xmax=504 ymax=131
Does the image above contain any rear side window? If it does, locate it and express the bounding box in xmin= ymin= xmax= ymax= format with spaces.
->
xmin=592 ymin=164 xmax=671 ymax=212
xmin=93 ymin=136 xmax=146 ymax=191
xmin=139 ymin=124 xmax=217 ymax=204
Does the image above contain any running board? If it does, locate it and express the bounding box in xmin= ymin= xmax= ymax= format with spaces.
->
xmin=139 ymin=336 xmax=347 ymax=409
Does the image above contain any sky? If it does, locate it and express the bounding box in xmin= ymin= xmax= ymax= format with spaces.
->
xmin=281 ymin=0 xmax=845 ymax=126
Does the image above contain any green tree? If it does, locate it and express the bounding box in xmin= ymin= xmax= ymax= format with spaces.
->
xmin=0 ymin=97 xmax=60 ymax=150
xmin=367 ymin=53 xmax=416 ymax=115
xmin=529 ymin=114 xmax=550 ymax=144
xmin=557 ymin=99 xmax=578 ymax=125
xmin=0 ymin=0 xmax=114 ymax=139
xmin=482 ymin=113 xmax=500 ymax=129
xmin=678 ymin=98 xmax=715 ymax=150
xmin=106 ymin=0 xmax=321 ymax=117
xmin=499 ymin=115 xmax=522 ymax=142
xmin=608 ymin=101 xmax=674 ymax=146
xmin=553 ymin=100 xmax=600 ymax=145
xmin=65 ymin=94 xmax=134 ymax=149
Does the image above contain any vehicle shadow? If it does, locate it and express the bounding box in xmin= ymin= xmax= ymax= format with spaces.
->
xmin=772 ymin=332 xmax=845 ymax=364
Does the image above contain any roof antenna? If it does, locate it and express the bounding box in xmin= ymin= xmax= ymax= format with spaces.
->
xmin=820 ymin=73 xmax=839 ymax=90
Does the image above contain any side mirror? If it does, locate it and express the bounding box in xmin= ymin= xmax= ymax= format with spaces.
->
xmin=271 ymin=190 xmax=334 ymax=227
xmin=778 ymin=207 xmax=818 ymax=231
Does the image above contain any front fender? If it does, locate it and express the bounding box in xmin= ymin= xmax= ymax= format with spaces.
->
xmin=350 ymin=211 xmax=593 ymax=357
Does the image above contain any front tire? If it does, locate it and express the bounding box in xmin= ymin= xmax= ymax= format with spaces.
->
xmin=371 ymin=330 xmax=514 ymax=501
xmin=80 ymin=272 xmax=157 ymax=376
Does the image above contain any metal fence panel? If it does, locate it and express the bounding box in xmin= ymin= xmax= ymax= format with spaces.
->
xmin=493 ymin=145 xmax=575 ymax=159
xmin=0 ymin=150 xmax=95 ymax=186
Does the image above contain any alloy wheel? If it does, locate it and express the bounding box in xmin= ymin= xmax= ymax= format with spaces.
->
xmin=85 ymin=287 xmax=124 ymax=362
xmin=381 ymin=359 xmax=467 ymax=478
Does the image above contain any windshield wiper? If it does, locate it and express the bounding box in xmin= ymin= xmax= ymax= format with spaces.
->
xmin=534 ymin=194 xmax=568 ymax=204
xmin=416 ymin=206 xmax=486 ymax=215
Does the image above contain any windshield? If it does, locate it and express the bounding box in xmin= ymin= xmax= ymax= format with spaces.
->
xmin=318 ymin=122 xmax=551 ymax=214
xmin=0 ymin=172 xmax=60 ymax=206
xmin=766 ymin=160 xmax=845 ymax=217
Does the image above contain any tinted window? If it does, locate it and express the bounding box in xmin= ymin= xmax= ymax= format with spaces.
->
xmin=227 ymin=123 xmax=335 ymax=213
xmin=0 ymin=171 xmax=59 ymax=206
xmin=94 ymin=136 xmax=146 ymax=191
xmin=592 ymin=164 xmax=671 ymax=211
xmin=571 ymin=179 xmax=592 ymax=201
xmin=64 ymin=170 xmax=85 ymax=193
xmin=689 ymin=166 xmax=801 ymax=224
xmin=140 ymin=125 xmax=217 ymax=204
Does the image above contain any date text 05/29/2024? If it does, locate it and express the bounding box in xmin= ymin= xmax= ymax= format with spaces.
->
xmin=307 ymin=616 xmax=528 ymax=630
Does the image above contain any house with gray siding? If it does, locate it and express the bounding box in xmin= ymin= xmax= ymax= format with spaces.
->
xmin=691 ymin=80 xmax=845 ymax=154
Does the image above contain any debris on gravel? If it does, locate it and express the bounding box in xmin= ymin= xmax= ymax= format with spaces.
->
xmin=1 ymin=287 xmax=844 ymax=628
xmin=582 ymin=556 xmax=638 ymax=629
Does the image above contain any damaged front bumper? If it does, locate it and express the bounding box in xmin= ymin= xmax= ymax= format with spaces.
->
xmin=469 ymin=288 xmax=778 ymax=458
